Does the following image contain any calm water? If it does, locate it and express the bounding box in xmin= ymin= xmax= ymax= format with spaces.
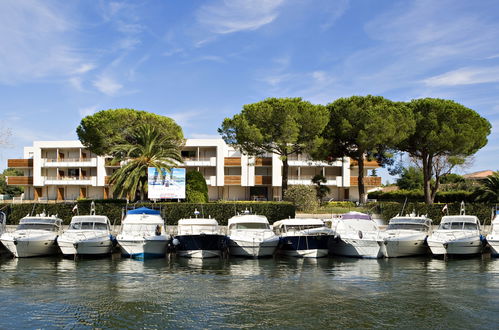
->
xmin=0 ymin=253 xmax=498 ymax=329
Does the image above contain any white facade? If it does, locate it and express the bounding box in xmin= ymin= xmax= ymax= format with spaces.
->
xmin=7 ymin=139 xmax=381 ymax=202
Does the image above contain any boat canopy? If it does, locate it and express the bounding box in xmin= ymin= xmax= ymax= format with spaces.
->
xmin=441 ymin=215 xmax=479 ymax=224
xmin=228 ymin=214 xmax=269 ymax=226
xmin=178 ymin=218 xmax=219 ymax=226
xmin=19 ymin=216 xmax=62 ymax=226
xmin=389 ymin=217 xmax=432 ymax=226
xmin=127 ymin=207 xmax=160 ymax=215
xmin=273 ymin=218 xmax=325 ymax=228
xmin=341 ymin=212 xmax=372 ymax=220
xmin=70 ymin=215 xmax=110 ymax=224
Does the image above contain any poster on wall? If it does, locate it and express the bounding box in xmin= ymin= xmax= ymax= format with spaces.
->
xmin=147 ymin=167 xmax=186 ymax=199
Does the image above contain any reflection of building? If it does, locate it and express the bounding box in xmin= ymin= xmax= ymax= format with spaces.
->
xmin=7 ymin=139 xmax=381 ymax=201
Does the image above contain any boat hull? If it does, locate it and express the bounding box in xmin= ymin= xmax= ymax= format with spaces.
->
xmin=383 ymin=238 xmax=429 ymax=258
xmin=1 ymin=236 xmax=59 ymax=258
xmin=278 ymin=235 xmax=331 ymax=258
xmin=329 ymin=237 xmax=383 ymax=258
xmin=58 ymin=235 xmax=114 ymax=256
xmin=118 ymin=237 xmax=168 ymax=259
xmin=427 ymin=237 xmax=483 ymax=256
xmin=174 ymin=234 xmax=227 ymax=258
xmin=229 ymin=237 xmax=279 ymax=258
xmin=487 ymin=238 xmax=499 ymax=256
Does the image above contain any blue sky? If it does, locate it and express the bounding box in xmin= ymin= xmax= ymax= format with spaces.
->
xmin=1 ymin=0 xmax=499 ymax=183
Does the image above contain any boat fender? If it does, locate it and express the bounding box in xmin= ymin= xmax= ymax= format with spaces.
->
xmin=443 ymin=243 xmax=448 ymax=249
xmin=480 ymin=234 xmax=485 ymax=242
xmin=172 ymin=238 xmax=180 ymax=246
xmin=13 ymin=239 xmax=18 ymax=245
xmin=73 ymin=243 xmax=79 ymax=249
xmin=155 ymin=225 xmax=162 ymax=236
xmin=358 ymin=231 xmax=363 ymax=239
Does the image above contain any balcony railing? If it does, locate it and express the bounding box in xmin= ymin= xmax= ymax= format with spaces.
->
xmin=224 ymin=175 xmax=241 ymax=185
xmin=6 ymin=176 xmax=33 ymax=185
xmin=7 ymin=159 xmax=33 ymax=168
xmin=350 ymin=176 xmax=382 ymax=186
xmin=45 ymin=176 xmax=92 ymax=181
xmin=43 ymin=158 xmax=97 ymax=167
xmin=44 ymin=158 xmax=92 ymax=162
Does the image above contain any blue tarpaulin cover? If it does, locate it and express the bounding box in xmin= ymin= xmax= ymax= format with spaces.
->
xmin=127 ymin=207 xmax=160 ymax=215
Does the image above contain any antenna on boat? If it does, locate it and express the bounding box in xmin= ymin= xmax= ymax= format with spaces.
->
xmin=194 ymin=208 xmax=200 ymax=218
xmin=90 ymin=201 xmax=96 ymax=216
xmin=460 ymin=201 xmax=466 ymax=215
xmin=400 ymin=197 xmax=408 ymax=216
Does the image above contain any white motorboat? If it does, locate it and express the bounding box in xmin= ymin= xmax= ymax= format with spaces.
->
xmin=227 ymin=212 xmax=279 ymax=258
xmin=173 ymin=216 xmax=227 ymax=258
xmin=116 ymin=207 xmax=169 ymax=259
xmin=328 ymin=212 xmax=384 ymax=258
xmin=383 ymin=214 xmax=432 ymax=258
xmin=57 ymin=215 xmax=115 ymax=257
xmin=486 ymin=210 xmax=499 ymax=256
xmin=273 ymin=218 xmax=334 ymax=258
xmin=0 ymin=213 xmax=63 ymax=258
xmin=427 ymin=215 xmax=484 ymax=257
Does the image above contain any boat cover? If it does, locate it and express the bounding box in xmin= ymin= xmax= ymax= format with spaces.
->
xmin=127 ymin=207 xmax=160 ymax=215
xmin=341 ymin=212 xmax=371 ymax=220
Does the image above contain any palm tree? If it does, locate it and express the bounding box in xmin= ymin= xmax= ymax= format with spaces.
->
xmin=109 ymin=125 xmax=183 ymax=201
xmin=473 ymin=172 xmax=499 ymax=203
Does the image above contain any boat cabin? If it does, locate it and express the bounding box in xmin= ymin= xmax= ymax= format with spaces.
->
xmin=69 ymin=215 xmax=111 ymax=231
xmin=17 ymin=216 xmax=62 ymax=232
xmin=272 ymin=219 xmax=326 ymax=235
xmin=387 ymin=217 xmax=432 ymax=232
xmin=228 ymin=214 xmax=270 ymax=230
xmin=121 ymin=208 xmax=165 ymax=236
xmin=177 ymin=218 xmax=221 ymax=235
xmin=438 ymin=215 xmax=480 ymax=231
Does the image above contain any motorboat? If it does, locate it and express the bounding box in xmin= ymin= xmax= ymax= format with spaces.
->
xmin=486 ymin=210 xmax=499 ymax=256
xmin=383 ymin=214 xmax=432 ymax=257
xmin=427 ymin=215 xmax=484 ymax=257
xmin=116 ymin=207 xmax=169 ymax=259
xmin=0 ymin=213 xmax=63 ymax=257
xmin=57 ymin=215 xmax=115 ymax=257
xmin=227 ymin=211 xmax=279 ymax=258
xmin=173 ymin=216 xmax=227 ymax=258
xmin=273 ymin=218 xmax=334 ymax=258
xmin=327 ymin=212 xmax=384 ymax=258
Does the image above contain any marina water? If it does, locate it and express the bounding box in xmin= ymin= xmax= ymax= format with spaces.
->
xmin=1 ymin=254 xmax=498 ymax=328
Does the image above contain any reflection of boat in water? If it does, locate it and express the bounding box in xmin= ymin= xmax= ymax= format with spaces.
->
xmin=382 ymin=214 xmax=432 ymax=258
xmin=0 ymin=213 xmax=63 ymax=258
xmin=58 ymin=215 xmax=115 ymax=257
xmin=173 ymin=217 xmax=227 ymax=258
xmin=273 ymin=218 xmax=334 ymax=258
xmin=486 ymin=211 xmax=499 ymax=257
xmin=227 ymin=212 xmax=279 ymax=258
xmin=117 ymin=207 xmax=169 ymax=259
xmin=427 ymin=215 xmax=484 ymax=257
xmin=328 ymin=212 xmax=384 ymax=258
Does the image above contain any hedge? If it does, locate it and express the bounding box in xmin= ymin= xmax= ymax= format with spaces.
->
xmin=0 ymin=201 xmax=295 ymax=226
xmin=371 ymin=202 xmax=495 ymax=225
xmin=368 ymin=190 xmax=474 ymax=203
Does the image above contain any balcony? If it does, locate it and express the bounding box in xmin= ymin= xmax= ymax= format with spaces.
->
xmin=43 ymin=176 xmax=96 ymax=186
xmin=224 ymin=175 xmax=241 ymax=185
xmin=287 ymin=156 xmax=342 ymax=167
xmin=42 ymin=158 xmax=97 ymax=167
xmin=183 ymin=156 xmax=217 ymax=167
xmin=254 ymin=157 xmax=272 ymax=166
xmin=350 ymin=159 xmax=380 ymax=167
xmin=7 ymin=176 xmax=33 ymax=185
xmin=288 ymin=176 xmax=342 ymax=186
xmin=255 ymin=175 xmax=272 ymax=185
xmin=350 ymin=176 xmax=382 ymax=186
xmin=224 ymin=157 xmax=241 ymax=166
xmin=8 ymin=159 xmax=33 ymax=168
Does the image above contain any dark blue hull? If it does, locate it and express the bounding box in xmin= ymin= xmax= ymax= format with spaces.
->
xmin=278 ymin=235 xmax=332 ymax=257
xmin=175 ymin=234 xmax=227 ymax=257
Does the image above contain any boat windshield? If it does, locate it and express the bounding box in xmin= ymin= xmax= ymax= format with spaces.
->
xmin=282 ymin=224 xmax=323 ymax=233
xmin=16 ymin=223 xmax=59 ymax=231
xmin=387 ymin=223 xmax=428 ymax=231
xmin=70 ymin=222 xmax=109 ymax=230
xmin=231 ymin=223 xmax=270 ymax=230
xmin=122 ymin=224 xmax=161 ymax=236
xmin=439 ymin=222 xmax=478 ymax=230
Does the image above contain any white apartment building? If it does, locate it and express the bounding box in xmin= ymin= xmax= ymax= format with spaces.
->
xmin=7 ymin=139 xmax=381 ymax=201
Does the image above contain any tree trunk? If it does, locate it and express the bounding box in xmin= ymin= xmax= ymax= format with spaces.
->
xmin=422 ymin=152 xmax=433 ymax=204
xmin=357 ymin=156 xmax=366 ymax=204
xmin=282 ymin=156 xmax=289 ymax=200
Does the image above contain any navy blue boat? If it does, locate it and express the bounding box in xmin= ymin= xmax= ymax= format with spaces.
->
xmin=173 ymin=218 xmax=227 ymax=258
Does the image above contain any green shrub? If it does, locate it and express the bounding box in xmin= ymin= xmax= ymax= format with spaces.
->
xmin=0 ymin=201 xmax=295 ymax=226
xmin=284 ymin=185 xmax=319 ymax=212
xmin=326 ymin=201 xmax=356 ymax=208
xmin=186 ymin=170 xmax=209 ymax=203
xmin=368 ymin=190 xmax=473 ymax=203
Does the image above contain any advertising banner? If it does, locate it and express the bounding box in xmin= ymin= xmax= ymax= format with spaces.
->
xmin=147 ymin=167 xmax=186 ymax=199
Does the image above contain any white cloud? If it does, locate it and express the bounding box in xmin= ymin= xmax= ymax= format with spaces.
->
xmin=196 ymin=0 xmax=284 ymax=34
xmin=164 ymin=111 xmax=202 ymax=128
xmin=78 ymin=105 xmax=100 ymax=118
xmin=93 ymin=75 xmax=123 ymax=95
xmin=0 ymin=1 xmax=91 ymax=84
xmin=423 ymin=67 xmax=499 ymax=87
